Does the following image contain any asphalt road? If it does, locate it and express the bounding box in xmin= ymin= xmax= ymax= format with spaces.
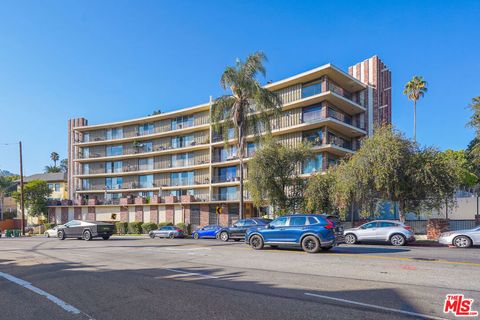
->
xmin=0 ymin=236 xmax=479 ymax=320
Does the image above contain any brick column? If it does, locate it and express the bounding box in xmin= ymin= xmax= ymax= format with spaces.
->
xmin=87 ymin=207 xmax=96 ymax=221
xmin=74 ymin=207 xmax=82 ymax=220
xmin=166 ymin=205 xmax=174 ymax=223
xmin=61 ymin=207 xmax=68 ymax=224
xmin=150 ymin=206 xmax=158 ymax=224
xmin=427 ymin=219 xmax=449 ymax=240
xmin=184 ymin=205 xmax=191 ymax=225
xmin=218 ymin=204 xmax=229 ymax=226
xmin=48 ymin=207 xmax=56 ymax=223
xmin=120 ymin=206 xmax=128 ymax=222
xmin=200 ymin=204 xmax=209 ymax=226
xmin=135 ymin=206 xmax=143 ymax=222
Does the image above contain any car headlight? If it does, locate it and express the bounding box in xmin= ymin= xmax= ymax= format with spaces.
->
xmin=441 ymin=232 xmax=454 ymax=237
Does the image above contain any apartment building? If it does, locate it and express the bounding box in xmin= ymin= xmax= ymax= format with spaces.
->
xmin=48 ymin=55 xmax=391 ymax=227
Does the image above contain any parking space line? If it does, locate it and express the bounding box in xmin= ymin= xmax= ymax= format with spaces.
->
xmin=0 ymin=271 xmax=94 ymax=319
xmin=164 ymin=268 xmax=220 ymax=279
xmin=304 ymin=292 xmax=446 ymax=320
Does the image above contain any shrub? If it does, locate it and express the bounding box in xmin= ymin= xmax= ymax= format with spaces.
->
xmin=176 ymin=222 xmax=191 ymax=235
xmin=141 ymin=222 xmax=158 ymax=233
xmin=115 ymin=222 xmax=128 ymax=234
xmin=128 ymin=222 xmax=143 ymax=234
xmin=158 ymin=222 xmax=173 ymax=228
xmin=44 ymin=223 xmax=56 ymax=231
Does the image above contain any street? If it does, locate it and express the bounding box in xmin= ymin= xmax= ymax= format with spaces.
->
xmin=0 ymin=237 xmax=479 ymax=320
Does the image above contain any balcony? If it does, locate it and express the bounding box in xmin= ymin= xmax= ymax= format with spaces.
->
xmin=212 ymin=154 xmax=239 ymax=163
xmin=211 ymin=175 xmax=240 ymax=183
xmin=327 ymin=135 xmax=353 ymax=151
xmin=212 ymin=192 xmax=239 ymax=201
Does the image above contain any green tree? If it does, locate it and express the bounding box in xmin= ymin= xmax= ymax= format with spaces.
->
xmin=403 ymin=76 xmax=428 ymax=142
xmin=304 ymin=169 xmax=338 ymax=215
xmin=441 ymin=150 xmax=477 ymax=188
xmin=336 ymin=126 xmax=460 ymax=222
xmin=211 ymin=52 xmax=282 ymax=218
xmin=13 ymin=180 xmax=51 ymax=217
xmin=246 ymin=139 xmax=312 ymax=215
xmin=44 ymin=165 xmax=62 ymax=173
xmin=0 ymin=176 xmax=17 ymax=218
xmin=50 ymin=152 xmax=59 ymax=167
xmin=60 ymin=159 xmax=68 ymax=173
xmin=466 ymin=97 xmax=480 ymax=165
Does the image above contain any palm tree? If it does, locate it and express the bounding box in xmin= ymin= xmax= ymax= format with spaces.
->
xmin=45 ymin=165 xmax=62 ymax=173
xmin=403 ymin=76 xmax=428 ymax=142
xmin=211 ymin=52 xmax=282 ymax=219
xmin=50 ymin=152 xmax=59 ymax=167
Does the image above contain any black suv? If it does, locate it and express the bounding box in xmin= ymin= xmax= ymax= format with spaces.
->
xmin=218 ymin=218 xmax=272 ymax=242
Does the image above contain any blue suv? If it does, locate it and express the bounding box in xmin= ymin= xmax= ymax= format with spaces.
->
xmin=245 ymin=214 xmax=336 ymax=253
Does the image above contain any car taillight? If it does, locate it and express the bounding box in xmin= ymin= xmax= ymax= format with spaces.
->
xmin=325 ymin=219 xmax=334 ymax=229
xmin=404 ymin=226 xmax=412 ymax=231
xmin=177 ymin=229 xmax=183 ymax=232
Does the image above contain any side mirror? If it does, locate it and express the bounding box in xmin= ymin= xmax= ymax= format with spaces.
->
xmin=268 ymin=224 xmax=275 ymax=229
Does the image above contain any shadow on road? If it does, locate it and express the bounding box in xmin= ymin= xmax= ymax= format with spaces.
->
xmin=0 ymin=260 xmax=428 ymax=320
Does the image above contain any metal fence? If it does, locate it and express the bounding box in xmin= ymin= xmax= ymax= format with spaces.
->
xmin=404 ymin=220 xmax=428 ymax=235
xmin=449 ymin=220 xmax=477 ymax=231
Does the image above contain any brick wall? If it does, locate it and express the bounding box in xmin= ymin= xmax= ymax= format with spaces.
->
xmin=120 ymin=206 xmax=128 ymax=222
xmin=61 ymin=207 xmax=68 ymax=224
xmin=87 ymin=207 xmax=95 ymax=221
xmin=166 ymin=205 xmax=174 ymax=223
xmin=150 ymin=206 xmax=158 ymax=224
xmin=135 ymin=206 xmax=143 ymax=222
xmin=74 ymin=207 xmax=82 ymax=220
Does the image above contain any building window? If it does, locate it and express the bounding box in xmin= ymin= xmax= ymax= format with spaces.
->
xmin=139 ymin=174 xmax=154 ymax=188
xmin=83 ymin=163 xmax=89 ymax=175
xmin=82 ymin=147 xmax=90 ymax=158
xmin=302 ymin=104 xmax=322 ymax=123
xmin=54 ymin=184 xmax=60 ymax=192
xmin=171 ymin=115 xmax=194 ymax=130
xmin=106 ymin=145 xmax=123 ymax=156
xmin=328 ymin=106 xmax=352 ymax=125
xmin=106 ymin=177 xmax=123 ymax=190
xmin=217 ymin=145 xmax=237 ymax=162
xmin=247 ymin=142 xmax=258 ymax=158
xmin=105 ymin=161 xmax=123 ymax=173
xmin=138 ymin=123 xmax=154 ymax=136
xmin=83 ymin=133 xmax=90 ymax=142
xmin=171 ymin=171 xmax=194 ymax=186
xmin=171 ymin=135 xmax=194 ymax=148
xmin=303 ymin=128 xmax=324 ymax=147
xmin=218 ymin=186 xmax=238 ymax=201
xmin=218 ymin=166 xmax=237 ymax=182
xmin=106 ymin=128 xmax=123 ymax=140
xmin=303 ymin=154 xmax=323 ymax=174
xmin=172 ymin=153 xmax=193 ymax=167
xmin=138 ymin=191 xmax=154 ymax=198
xmin=302 ymin=80 xmax=322 ymax=98
xmin=48 ymin=184 xmax=54 ymax=190
xmin=138 ymin=158 xmax=154 ymax=171
xmin=82 ymin=179 xmax=90 ymax=190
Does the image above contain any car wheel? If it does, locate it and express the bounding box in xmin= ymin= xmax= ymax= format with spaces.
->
xmin=302 ymin=235 xmax=321 ymax=253
xmin=219 ymin=231 xmax=229 ymax=242
xmin=169 ymin=233 xmax=175 ymax=239
xmin=44 ymin=232 xmax=50 ymax=238
xmin=149 ymin=233 xmax=155 ymax=239
xmin=344 ymin=233 xmax=357 ymax=245
xmin=453 ymin=236 xmax=472 ymax=248
xmin=102 ymin=235 xmax=110 ymax=240
xmin=390 ymin=234 xmax=406 ymax=246
xmin=193 ymin=233 xmax=199 ymax=240
xmin=249 ymin=235 xmax=264 ymax=250
xmin=321 ymin=246 xmax=333 ymax=251
xmin=57 ymin=230 xmax=65 ymax=240
xmin=83 ymin=230 xmax=92 ymax=241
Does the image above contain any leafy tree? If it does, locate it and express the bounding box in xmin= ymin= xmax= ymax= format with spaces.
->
xmin=211 ymin=52 xmax=282 ymax=218
xmin=403 ymin=76 xmax=427 ymax=142
xmin=466 ymin=97 xmax=480 ymax=165
xmin=441 ymin=150 xmax=477 ymax=188
xmin=44 ymin=165 xmax=62 ymax=173
xmin=50 ymin=152 xmax=59 ymax=167
xmin=335 ymin=126 xmax=460 ymax=222
xmin=0 ymin=176 xmax=17 ymax=218
xmin=13 ymin=180 xmax=51 ymax=217
xmin=60 ymin=159 xmax=68 ymax=173
xmin=304 ymin=169 xmax=337 ymax=215
xmin=246 ymin=139 xmax=312 ymax=215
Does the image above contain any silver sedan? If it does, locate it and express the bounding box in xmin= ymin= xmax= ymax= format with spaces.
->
xmin=343 ymin=220 xmax=415 ymax=246
xmin=149 ymin=226 xmax=185 ymax=239
xmin=438 ymin=226 xmax=480 ymax=248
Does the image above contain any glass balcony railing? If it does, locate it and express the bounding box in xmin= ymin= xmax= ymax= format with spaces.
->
xmin=328 ymin=136 xmax=353 ymax=150
xmin=211 ymin=175 xmax=240 ymax=183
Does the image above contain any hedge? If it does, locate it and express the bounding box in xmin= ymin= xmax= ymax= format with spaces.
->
xmin=176 ymin=222 xmax=191 ymax=235
xmin=115 ymin=222 xmax=128 ymax=234
xmin=128 ymin=222 xmax=143 ymax=234
xmin=158 ymin=222 xmax=173 ymax=228
xmin=141 ymin=222 xmax=158 ymax=233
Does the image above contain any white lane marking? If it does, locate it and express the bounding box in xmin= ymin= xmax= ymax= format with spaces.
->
xmin=0 ymin=271 xmax=93 ymax=319
xmin=164 ymin=247 xmax=211 ymax=251
xmin=304 ymin=293 xmax=446 ymax=320
xmin=164 ymin=268 xmax=220 ymax=279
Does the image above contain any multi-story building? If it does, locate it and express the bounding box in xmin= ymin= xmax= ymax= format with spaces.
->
xmin=49 ymin=55 xmax=391 ymax=228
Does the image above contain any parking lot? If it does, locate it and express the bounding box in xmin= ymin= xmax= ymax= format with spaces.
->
xmin=1 ymin=236 xmax=479 ymax=319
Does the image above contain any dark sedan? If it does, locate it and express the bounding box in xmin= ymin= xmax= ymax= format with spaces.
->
xmin=218 ymin=218 xmax=272 ymax=242
xmin=57 ymin=220 xmax=114 ymax=241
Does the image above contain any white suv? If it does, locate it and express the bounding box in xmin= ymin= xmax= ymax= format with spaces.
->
xmin=343 ymin=220 xmax=415 ymax=246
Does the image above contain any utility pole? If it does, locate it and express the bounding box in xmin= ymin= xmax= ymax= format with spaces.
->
xmin=19 ymin=141 xmax=25 ymax=236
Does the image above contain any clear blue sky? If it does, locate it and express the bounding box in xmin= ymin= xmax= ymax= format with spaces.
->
xmin=0 ymin=0 xmax=479 ymax=175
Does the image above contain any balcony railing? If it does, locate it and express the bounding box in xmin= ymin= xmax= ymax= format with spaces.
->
xmin=212 ymin=154 xmax=239 ymax=163
xmin=212 ymin=192 xmax=239 ymax=201
xmin=211 ymin=175 xmax=240 ymax=183
xmin=328 ymin=135 xmax=353 ymax=150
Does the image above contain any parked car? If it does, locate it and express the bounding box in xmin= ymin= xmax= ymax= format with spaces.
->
xmin=44 ymin=225 xmax=59 ymax=238
xmin=343 ymin=220 xmax=414 ymax=246
xmin=149 ymin=226 xmax=185 ymax=239
xmin=218 ymin=218 xmax=272 ymax=242
xmin=57 ymin=220 xmax=115 ymax=241
xmin=192 ymin=225 xmax=222 ymax=239
xmin=245 ymin=214 xmax=336 ymax=253
xmin=438 ymin=226 xmax=480 ymax=248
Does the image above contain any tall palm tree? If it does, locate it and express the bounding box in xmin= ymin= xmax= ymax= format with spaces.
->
xmin=211 ymin=52 xmax=282 ymax=219
xmin=403 ymin=76 xmax=428 ymax=142
xmin=50 ymin=152 xmax=59 ymax=167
